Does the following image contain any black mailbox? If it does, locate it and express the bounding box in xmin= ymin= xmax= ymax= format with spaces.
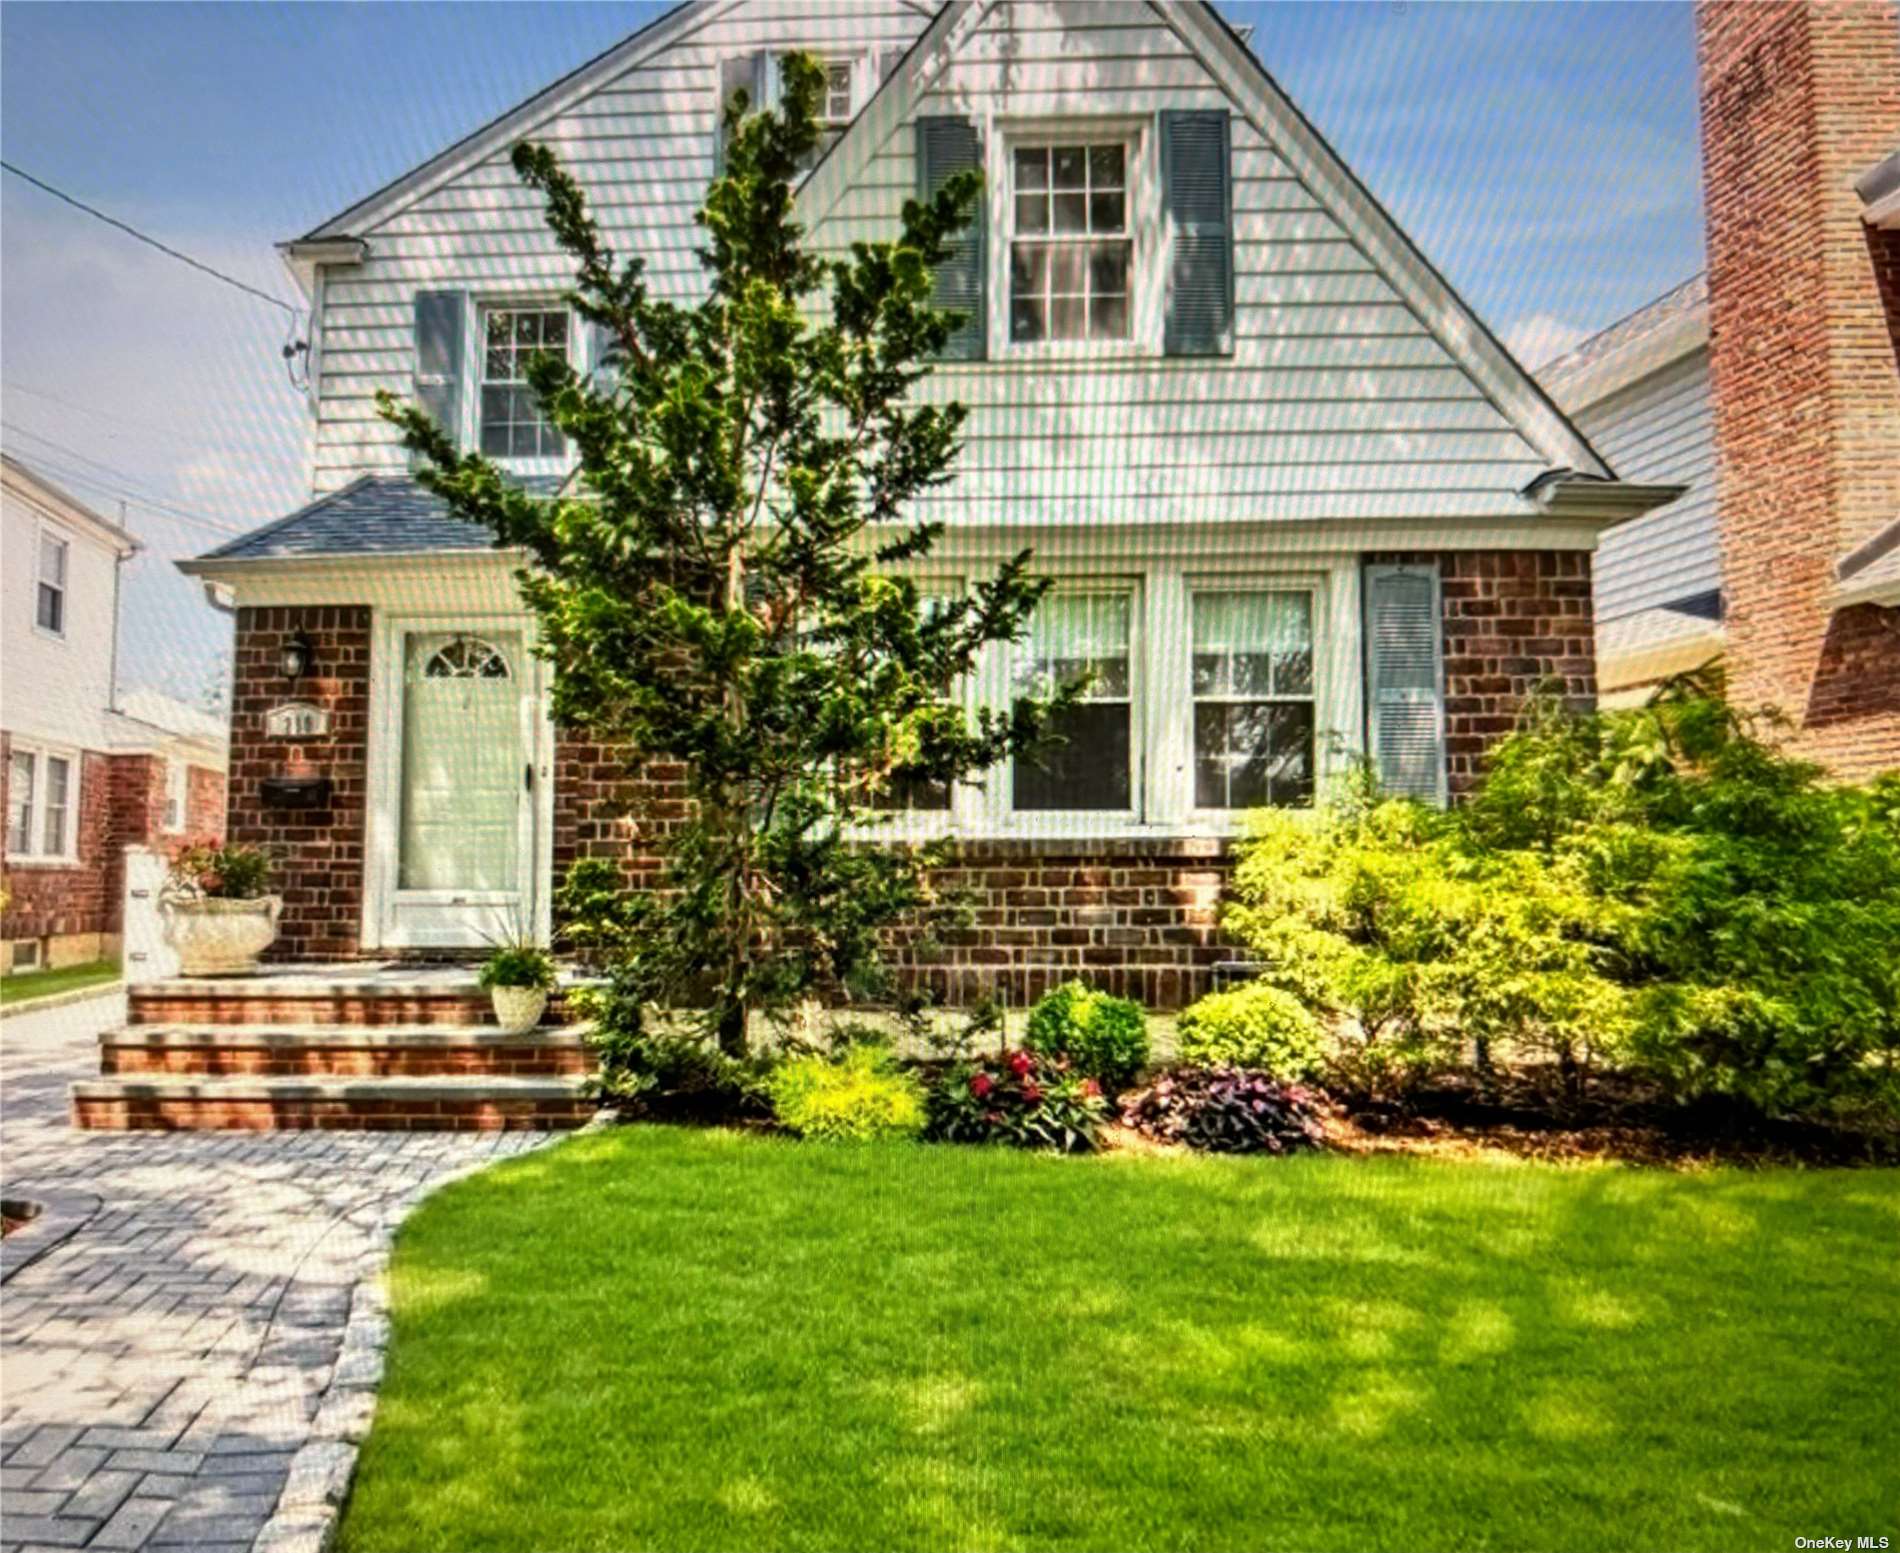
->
xmin=259 ymin=775 xmax=333 ymax=811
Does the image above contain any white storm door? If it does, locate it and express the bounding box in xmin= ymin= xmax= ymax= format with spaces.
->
xmin=388 ymin=629 xmax=537 ymax=947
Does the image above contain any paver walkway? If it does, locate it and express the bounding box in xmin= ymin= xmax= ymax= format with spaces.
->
xmin=1 ymin=992 xmax=549 ymax=1551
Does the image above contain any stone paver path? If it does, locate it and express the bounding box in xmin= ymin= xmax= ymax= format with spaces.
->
xmin=1 ymin=993 xmax=548 ymax=1552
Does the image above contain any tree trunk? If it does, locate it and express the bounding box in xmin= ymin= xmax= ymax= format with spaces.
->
xmin=716 ymin=996 xmax=748 ymax=1058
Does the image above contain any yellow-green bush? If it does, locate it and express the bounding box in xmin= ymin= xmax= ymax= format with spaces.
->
xmin=1175 ymin=982 xmax=1326 ymax=1080
xmin=767 ymin=1045 xmax=926 ymax=1142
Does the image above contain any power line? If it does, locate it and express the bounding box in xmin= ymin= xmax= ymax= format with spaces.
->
xmin=1 ymin=158 xmax=300 ymax=317
xmin=2 ymin=421 xmax=250 ymax=537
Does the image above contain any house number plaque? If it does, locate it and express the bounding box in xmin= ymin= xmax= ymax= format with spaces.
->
xmin=265 ymin=702 xmax=330 ymax=739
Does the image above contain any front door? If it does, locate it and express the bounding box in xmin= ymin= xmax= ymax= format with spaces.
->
xmin=378 ymin=626 xmax=542 ymax=948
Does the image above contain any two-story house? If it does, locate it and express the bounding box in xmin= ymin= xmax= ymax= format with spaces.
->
xmin=2 ymin=454 xmax=229 ymax=976
xmin=178 ymin=0 xmax=1677 ymax=1006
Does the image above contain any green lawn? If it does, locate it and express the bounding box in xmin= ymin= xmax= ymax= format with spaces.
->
xmin=0 ymin=958 xmax=119 ymax=1006
xmin=338 ymin=1128 xmax=1899 ymax=1553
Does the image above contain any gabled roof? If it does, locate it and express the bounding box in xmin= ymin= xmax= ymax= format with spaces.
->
xmin=1540 ymin=273 xmax=1708 ymax=413
xmin=1 ymin=452 xmax=142 ymax=555
xmin=799 ymin=0 xmax=1613 ymax=481
xmin=293 ymin=0 xmax=733 ymax=246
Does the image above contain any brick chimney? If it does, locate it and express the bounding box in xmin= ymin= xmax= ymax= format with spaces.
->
xmin=1697 ymin=0 xmax=1900 ymax=776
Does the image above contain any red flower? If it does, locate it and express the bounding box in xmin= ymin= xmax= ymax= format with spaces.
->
xmin=984 ymin=1109 xmax=1004 ymax=1124
xmin=1008 ymin=1051 xmax=1034 ymax=1077
xmin=1020 ymin=1082 xmax=1043 ymax=1104
xmin=1080 ymin=1078 xmax=1101 ymax=1099
xmin=969 ymin=1072 xmax=994 ymax=1099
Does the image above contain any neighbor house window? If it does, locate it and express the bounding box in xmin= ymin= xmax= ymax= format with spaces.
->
xmin=6 ymin=745 xmax=77 ymax=860
xmin=1009 ymin=143 xmax=1132 ymax=344
xmin=36 ymin=530 xmax=68 ymax=636
xmin=1014 ymin=591 xmax=1134 ymax=812
xmin=479 ymin=307 xmax=569 ymax=461
xmin=1191 ymin=590 xmax=1316 ymax=809
xmin=163 ymin=759 xmax=187 ymax=832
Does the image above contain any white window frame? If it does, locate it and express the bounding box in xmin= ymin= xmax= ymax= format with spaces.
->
xmin=34 ymin=523 xmax=70 ymax=641
xmin=6 ymin=740 xmax=81 ymax=865
xmin=989 ymin=119 xmax=1160 ymax=361
xmin=765 ymin=51 xmax=868 ymax=129
xmin=1185 ymin=582 xmax=1322 ymax=817
xmin=163 ymin=757 xmax=188 ymax=834
xmin=469 ymin=298 xmax=580 ymax=476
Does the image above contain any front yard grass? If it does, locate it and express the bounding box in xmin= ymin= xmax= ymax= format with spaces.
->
xmin=0 ymin=958 xmax=119 ymax=1007
xmin=338 ymin=1128 xmax=1898 ymax=1553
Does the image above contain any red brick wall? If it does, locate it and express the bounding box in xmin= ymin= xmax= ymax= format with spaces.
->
xmin=185 ymin=763 xmax=226 ymax=841
xmin=1699 ymin=0 xmax=1900 ymax=779
xmin=228 ymin=607 xmax=371 ymax=961
xmin=1869 ymin=225 xmax=1900 ymax=373
xmin=1369 ymin=550 xmax=1597 ymax=798
xmin=1 ymin=742 xmax=117 ymax=945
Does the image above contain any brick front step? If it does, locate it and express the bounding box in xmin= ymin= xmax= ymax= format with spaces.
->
xmin=127 ymin=973 xmax=587 ymax=1029
xmin=99 ymin=1025 xmax=595 ymax=1079
xmin=71 ymin=1075 xmax=597 ymax=1132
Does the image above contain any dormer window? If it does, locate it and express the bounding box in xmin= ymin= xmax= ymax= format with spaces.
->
xmin=819 ymin=59 xmax=856 ymax=128
xmin=1007 ymin=140 xmax=1134 ymax=345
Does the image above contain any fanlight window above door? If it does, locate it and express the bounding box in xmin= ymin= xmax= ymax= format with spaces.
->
xmin=423 ymin=637 xmax=511 ymax=680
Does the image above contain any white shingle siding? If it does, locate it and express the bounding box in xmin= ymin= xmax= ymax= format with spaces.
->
xmin=1577 ymin=350 xmax=1718 ymax=622
xmin=308 ymin=0 xmax=1551 ymax=520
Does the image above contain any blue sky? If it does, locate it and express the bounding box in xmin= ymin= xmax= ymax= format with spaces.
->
xmin=1 ymin=1 xmax=1705 ymax=702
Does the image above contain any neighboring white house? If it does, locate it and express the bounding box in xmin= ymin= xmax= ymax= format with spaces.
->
xmin=1 ymin=454 xmax=229 ymax=973
xmin=177 ymin=0 xmax=1675 ymax=998
xmin=1538 ymin=275 xmax=1721 ymax=705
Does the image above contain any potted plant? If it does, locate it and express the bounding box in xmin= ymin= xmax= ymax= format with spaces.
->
xmin=161 ymin=840 xmax=281 ymax=976
xmin=478 ymin=937 xmax=558 ymax=1033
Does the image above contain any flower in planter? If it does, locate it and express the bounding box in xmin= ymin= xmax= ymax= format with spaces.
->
xmin=970 ymin=1072 xmax=994 ymax=1098
xmin=164 ymin=840 xmax=273 ymax=901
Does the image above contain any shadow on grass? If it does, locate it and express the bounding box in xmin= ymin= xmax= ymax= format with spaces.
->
xmin=339 ymin=1129 xmax=1900 ymax=1553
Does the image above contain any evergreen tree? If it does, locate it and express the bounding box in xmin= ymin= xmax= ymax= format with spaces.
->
xmin=381 ymin=54 xmax=1068 ymax=1054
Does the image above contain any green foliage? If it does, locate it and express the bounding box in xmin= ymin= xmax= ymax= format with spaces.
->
xmin=574 ymin=977 xmax=769 ymax=1119
xmin=1175 ymin=982 xmax=1326 ymax=1080
xmin=165 ymin=839 xmax=272 ymax=900
xmin=767 ymin=1043 xmax=926 ymax=1142
xmin=380 ymin=54 xmax=1073 ymax=1055
xmin=927 ymin=1049 xmax=1107 ymax=1152
xmin=477 ymin=942 xmax=557 ymax=991
xmin=1022 ymin=980 xmax=1150 ymax=1093
xmin=1226 ymin=686 xmax=1900 ymax=1122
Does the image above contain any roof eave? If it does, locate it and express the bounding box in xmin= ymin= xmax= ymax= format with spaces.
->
xmin=1522 ymin=471 xmax=1687 ymax=526
xmin=278 ymin=236 xmax=370 ymax=300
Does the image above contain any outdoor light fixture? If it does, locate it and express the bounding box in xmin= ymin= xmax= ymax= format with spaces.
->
xmin=279 ymin=631 xmax=314 ymax=683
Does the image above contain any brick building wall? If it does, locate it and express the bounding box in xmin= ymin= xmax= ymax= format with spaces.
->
xmin=1370 ymin=550 xmax=1597 ymax=798
xmin=227 ymin=606 xmax=371 ymax=961
xmin=185 ymin=763 xmax=226 ymax=841
xmin=2 ymin=743 xmax=118 ymax=964
xmin=1870 ymin=223 xmax=1900 ymax=372
xmin=1698 ymin=0 xmax=1900 ymax=778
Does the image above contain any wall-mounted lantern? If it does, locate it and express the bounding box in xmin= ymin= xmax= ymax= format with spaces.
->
xmin=279 ymin=631 xmax=315 ymax=684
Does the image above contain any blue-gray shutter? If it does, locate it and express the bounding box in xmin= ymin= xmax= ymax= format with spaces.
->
xmin=1160 ymin=110 xmax=1234 ymax=356
xmin=413 ymin=290 xmax=466 ymax=451
xmin=1363 ymin=562 xmax=1446 ymax=803
xmin=715 ymin=52 xmax=766 ymax=173
xmin=916 ymin=116 xmax=986 ymax=361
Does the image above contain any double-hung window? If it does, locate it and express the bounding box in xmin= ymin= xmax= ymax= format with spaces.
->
xmin=36 ymin=530 xmax=68 ymax=636
xmin=1013 ymin=591 xmax=1135 ymax=813
xmin=478 ymin=306 xmax=569 ymax=462
xmin=7 ymin=745 xmax=77 ymax=860
xmin=1009 ymin=142 xmax=1132 ymax=344
xmin=1191 ymin=590 xmax=1316 ymax=809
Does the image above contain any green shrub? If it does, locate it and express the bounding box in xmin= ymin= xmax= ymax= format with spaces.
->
xmin=1023 ymin=980 xmax=1150 ymax=1093
xmin=1176 ymin=982 xmax=1326 ymax=1079
xmin=1121 ymin=1066 xmax=1328 ymax=1155
xmin=926 ymin=1049 xmax=1107 ymax=1152
xmin=478 ymin=942 xmax=557 ymax=991
xmin=1224 ymin=685 xmax=1900 ymax=1123
xmin=768 ymin=1045 xmax=926 ymax=1142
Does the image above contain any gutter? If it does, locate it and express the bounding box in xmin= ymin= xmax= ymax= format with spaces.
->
xmin=1519 ymin=469 xmax=1688 ymax=526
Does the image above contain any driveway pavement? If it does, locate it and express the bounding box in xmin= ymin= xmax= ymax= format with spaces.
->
xmin=1 ymin=992 xmax=548 ymax=1551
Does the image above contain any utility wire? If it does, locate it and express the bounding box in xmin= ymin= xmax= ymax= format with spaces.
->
xmin=2 ymin=421 xmax=249 ymax=537
xmin=1 ymin=158 xmax=299 ymax=317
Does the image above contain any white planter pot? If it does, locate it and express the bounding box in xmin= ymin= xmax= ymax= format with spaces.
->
xmin=162 ymin=896 xmax=283 ymax=977
xmin=490 ymin=985 xmax=549 ymax=1033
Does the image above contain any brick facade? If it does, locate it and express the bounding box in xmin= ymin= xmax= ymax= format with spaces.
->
xmin=1370 ymin=550 xmax=1597 ymax=798
xmin=1698 ymin=0 xmax=1900 ymax=778
xmin=1 ymin=736 xmax=226 ymax=967
xmin=1870 ymin=223 xmax=1900 ymax=373
xmin=218 ymin=552 xmax=1587 ymax=1003
xmin=227 ymin=606 xmax=372 ymax=961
